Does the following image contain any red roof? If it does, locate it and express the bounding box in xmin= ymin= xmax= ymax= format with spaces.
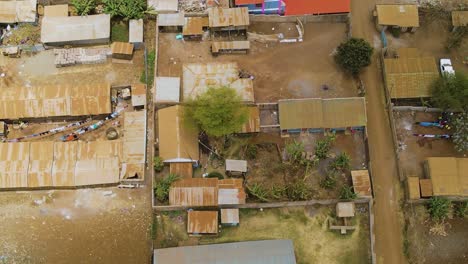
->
xmin=235 ymin=0 xmax=264 ymax=5
xmin=285 ymin=0 xmax=350 ymax=16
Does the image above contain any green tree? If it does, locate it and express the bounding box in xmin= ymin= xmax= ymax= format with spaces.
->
xmin=153 ymin=156 xmax=164 ymax=172
xmin=185 ymin=86 xmax=248 ymax=137
xmin=103 ymin=0 xmax=147 ymax=20
xmin=154 ymin=174 xmax=180 ymax=202
xmin=427 ymin=197 xmax=451 ymax=222
xmin=451 ymin=112 xmax=468 ymax=153
xmin=71 ymin=0 xmax=96 ymax=16
xmin=335 ymin=38 xmax=374 ymax=76
xmin=431 ymin=73 xmax=468 ymax=112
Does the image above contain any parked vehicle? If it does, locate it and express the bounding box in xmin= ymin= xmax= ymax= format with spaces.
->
xmin=440 ymin=58 xmax=455 ymax=75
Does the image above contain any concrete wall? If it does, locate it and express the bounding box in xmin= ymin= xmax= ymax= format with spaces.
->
xmin=249 ymin=13 xmax=349 ymax=23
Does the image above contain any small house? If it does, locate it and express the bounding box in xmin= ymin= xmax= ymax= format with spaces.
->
xmin=225 ymin=159 xmax=247 ymax=176
xmin=111 ymin=42 xmax=134 ymax=61
xmin=221 ymin=209 xmax=239 ymax=226
xmin=129 ymin=19 xmax=144 ymax=49
xmin=187 ymin=211 xmax=218 ymax=236
xmin=157 ymin=12 xmax=184 ymax=32
xmin=169 ymin=178 xmax=218 ymax=206
xmin=131 ymin=83 xmax=146 ymax=109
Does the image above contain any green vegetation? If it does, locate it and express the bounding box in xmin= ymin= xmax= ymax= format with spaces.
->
xmin=286 ymin=140 xmax=305 ymax=164
xmin=103 ymin=0 xmax=147 ymax=20
xmin=431 ymin=73 xmax=468 ymax=112
xmin=329 ymin=152 xmax=351 ymax=172
xmin=339 ymin=185 xmax=357 ymax=200
xmin=427 ymin=197 xmax=451 ymax=221
xmin=454 ymin=201 xmax=468 ymax=218
xmin=154 ymin=174 xmax=180 ymax=203
xmin=71 ymin=0 xmax=96 ymax=16
xmin=140 ymin=50 xmax=156 ymax=86
xmin=334 ymin=38 xmax=373 ymax=76
xmin=185 ymin=87 xmax=248 ymax=137
xmin=451 ymin=112 xmax=468 ymax=153
xmin=285 ymin=179 xmax=312 ymax=201
xmin=320 ymin=170 xmax=337 ymax=189
xmin=206 ymin=171 xmax=224 ymax=179
xmin=246 ymin=183 xmax=270 ymax=202
xmin=2 ymin=24 xmax=40 ymax=45
xmin=315 ymin=134 xmax=336 ymax=160
xmin=111 ymin=22 xmax=129 ymax=42
xmin=153 ymin=156 xmax=164 ymax=172
xmin=244 ymin=144 xmax=258 ymax=160
xmin=446 ymin=27 xmax=468 ymax=51
xmin=390 ymin=27 xmax=401 ymax=38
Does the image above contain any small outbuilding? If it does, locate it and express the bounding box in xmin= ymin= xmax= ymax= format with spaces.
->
xmin=111 ymin=42 xmax=134 ymax=60
xmin=374 ymin=4 xmax=419 ymax=32
xmin=208 ymin=7 xmax=250 ymax=31
xmin=221 ymin=208 xmax=239 ymax=226
xmin=154 ymin=77 xmax=180 ymax=105
xmin=187 ymin=210 xmax=219 ymax=236
xmin=131 ymin=83 xmax=146 ymax=109
xmin=129 ymin=19 xmax=144 ymax=49
xmin=157 ymin=12 xmax=184 ymax=32
xmin=169 ymin=162 xmax=193 ymax=179
xmin=336 ymin=202 xmax=355 ymax=218
xmin=183 ymin=17 xmax=208 ymax=40
xmin=211 ymin=40 xmax=250 ymax=55
xmin=225 ymin=159 xmax=247 ymax=176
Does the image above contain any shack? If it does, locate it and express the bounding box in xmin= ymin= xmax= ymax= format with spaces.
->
xmin=169 ymin=162 xmax=193 ymax=179
xmin=278 ymin=97 xmax=367 ymax=135
xmin=121 ymin=110 xmax=147 ymax=180
xmin=111 ymin=42 xmax=134 ymax=60
xmin=158 ymin=12 xmax=184 ymax=32
xmin=218 ymin=179 xmax=246 ymax=205
xmin=419 ymin=179 xmax=433 ymax=198
xmin=208 ymin=7 xmax=249 ymax=31
xmin=157 ymin=105 xmax=199 ymax=163
xmin=187 ymin=211 xmax=218 ymax=236
xmin=374 ymin=4 xmax=419 ymax=32
xmin=225 ymin=159 xmax=247 ymax=176
xmin=41 ymin=14 xmax=110 ymax=46
xmin=169 ymin=178 xmax=219 ymax=206
xmin=183 ymin=17 xmax=208 ymax=40
xmin=424 ymin=157 xmax=468 ymax=197
xmin=383 ymin=49 xmax=439 ymax=99
xmin=154 ymin=77 xmax=181 ymax=105
xmin=221 ymin=208 xmax=239 ymax=226
xmin=0 ymin=0 xmax=37 ymax=23
xmin=129 ymin=19 xmax=144 ymax=49
xmin=211 ymin=41 xmax=250 ymax=56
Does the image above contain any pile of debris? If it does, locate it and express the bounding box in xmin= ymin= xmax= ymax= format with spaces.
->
xmin=54 ymin=47 xmax=111 ymax=67
xmin=179 ymin=0 xmax=206 ymax=13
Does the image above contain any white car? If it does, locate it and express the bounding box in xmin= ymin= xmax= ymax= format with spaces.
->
xmin=440 ymin=59 xmax=455 ymax=75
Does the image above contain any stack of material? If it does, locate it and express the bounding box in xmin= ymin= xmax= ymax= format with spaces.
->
xmin=54 ymin=48 xmax=110 ymax=67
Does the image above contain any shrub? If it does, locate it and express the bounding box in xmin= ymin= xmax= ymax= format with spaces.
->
xmin=315 ymin=134 xmax=336 ymax=160
xmin=153 ymin=156 xmax=164 ymax=172
xmin=339 ymin=185 xmax=357 ymax=200
xmin=286 ymin=140 xmax=305 ymax=164
xmin=451 ymin=112 xmax=468 ymax=153
xmin=320 ymin=170 xmax=337 ymax=189
xmin=103 ymin=0 xmax=147 ymax=20
xmin=245 ymin=144 xmax=258 ymax=160
xmin=206 ymin=171 xmax=224 ymax=179
xmin=270 ymin=185 xmax=286 ymax=200
xmin=428 ymin=197 xmax=451 ymax=221
xmin=154 ymin=174 xmax=179 ymax=202
xmin=140 ymin=50 xmax=156 ymax=86
xmin=334 ymin=38 xmax=373 ymax=76
xmin=246 ymin=183 xmax=270 ymax=202
xmin=454 ymin=201 xmax=467 ymax=218
xmin=71 ymin=0 xmax=96 ymax=16
xmin=285 ymin=180 xmax=312 ymax=201
xmin=329 ymin=152 xmax=351 ymax=172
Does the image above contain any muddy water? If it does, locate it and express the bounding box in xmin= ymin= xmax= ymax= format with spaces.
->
xmin=0 ymin=187 xmax=152 ymax=263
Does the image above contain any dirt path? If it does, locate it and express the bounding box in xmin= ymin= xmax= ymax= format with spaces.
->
xmin=351 ymin=1 xmax=406 ymax=264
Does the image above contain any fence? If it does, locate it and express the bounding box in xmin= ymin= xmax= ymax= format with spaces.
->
xmin=249 ymin=13 xmax=349 ymax=23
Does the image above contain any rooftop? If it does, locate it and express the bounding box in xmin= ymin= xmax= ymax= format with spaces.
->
xmin=425 ymin=157 xmax=468 ymax=197
xmin=351 ymin=170 xmax=372 ymax=197
xmin=187 ymin=211 xmax=218 ymax=234
xmin=169 ymin=178 xmax=219 ymax=206
xmin=155 ymin=77 xmax=181 ymax=104
xmin=208 ymin=7 xmax=250 ymax=28
xmin=376 ymin=4 xmax=419 ymax=27
xmin=0 ymin=0 xmax=36 ymax=23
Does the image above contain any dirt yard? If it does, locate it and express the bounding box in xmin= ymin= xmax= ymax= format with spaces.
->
xmin=394 ymin=111 xmax=462 ymax=179
xmin=154 ymin=206 xmax=371 ymax=264
xmin=404 ymin=204 xmax=468 ymax=264
xmin=157 ymin=22 xmax=357 ymax=102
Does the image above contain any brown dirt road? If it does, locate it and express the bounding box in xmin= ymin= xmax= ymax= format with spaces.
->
xmin=351 ymin=1 xmax=406 ymax=264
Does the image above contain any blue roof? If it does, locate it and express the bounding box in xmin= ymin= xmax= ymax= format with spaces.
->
xmin=154 ymin=240 xmax=297 ymax=264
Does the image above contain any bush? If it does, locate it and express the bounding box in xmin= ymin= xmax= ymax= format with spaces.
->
xmin=285 ymin=180 xmax=312 ymax=201
xmin=111 ymin=22 xmax=129 ymax=42
xmin=428 ymin=197 xmax=451 ymax=221
xmin=334 ymin=38 xmax=373 ymax=76
xmin=431 ymin=73 xmax=468 ymax=112
xmin=154 ymin=174 xmax=180 ymax=202
xmin=246 ymin=183 xmax=270 ymax=202
xmin=153 ymin=156 xmax=164 ymax=172
xmin=454 ymin=201 xmax=467 ymax=218
xmin=320 ymin=170 xmax=337 ymax=189
xmin=103 ymin=0 xmax=147 ymax=20
xmin=286 ymin=140 xmax=305 ymax=164
xmin=339 ymin=185 xmax=357 ymax=200
xmin=245 ymin=144 xmax=258 ymax=160
xmin=446 ymin=27 xmax=468 ymax=51
xmin=315 ymin=134 xmax=336 ymax=160
xmin=329 ymin=152 xmax=351 ymax=172
xmin=140 ymin=50 xmax=156 ymax=86
xmin=206 ymin=171 xmax=224 ymax=179
xmin=71 ymin=0 xmax=96 ymax=16
xmin=270 ymin=185 xmax=286 ymax=200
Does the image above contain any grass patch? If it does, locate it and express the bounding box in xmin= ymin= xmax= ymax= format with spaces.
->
xmin=140 ymin=49 xmax=155 ymax=86
xmin=111 ymin=22 xmax=129 ymax=42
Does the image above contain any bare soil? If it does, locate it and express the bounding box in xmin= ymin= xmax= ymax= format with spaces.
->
xmin=157 ymin=22 xmax=357 ymax=103
xmin=154 ymin=206 xmax=371 ymax=264
xmin=394 ymin=111 xmax=462 ymax=179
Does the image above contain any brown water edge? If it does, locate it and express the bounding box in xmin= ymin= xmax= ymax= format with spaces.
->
xmin=0 ymin=186 xmax=152 ymax=264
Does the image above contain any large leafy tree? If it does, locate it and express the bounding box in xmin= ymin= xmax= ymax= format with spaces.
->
xmin=431 ymin=73 xmax=468 ymax=112
xmin=335 ymin=38 xmax=373 ymax=76
xmin=185 ymin=86 xmax=248 ymax=137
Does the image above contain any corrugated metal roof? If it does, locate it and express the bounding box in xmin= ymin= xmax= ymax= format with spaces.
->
xmin=225 ymin=159 xmax=247 ymax=172
xmin=0 ymin=0 xmax=36 ymax=23
xmin=129 ymin=19 xmax=144 ymax=43
xmin=452 ymin=11 xmax=468 ymax=27
xmin=169 ymin=178 xmax=218 ymax=206
xmin=384 ymin=56 xmax=439 ymax=99
xmin=279 ymin=97 xmax=366 ymax=130
xmin=44 ymin=4 xmax=68 ymax=17
xmin=153 ymin=240 xmax=297 ymax=264
xmin=376 ymin=4 xmax=419 ymax=27
xmin=426 ymin=157 xmax=468 ymax=197
xmin=158 ymin=106 xmax=199 ymax=162
xmin=41 ymin=14 xmax=110 ymax=43
xmin=183 ymin=17 xmax=208 ymax=36
xmin=132 ymin=84 xmax=146 ymax=107
xmin=218 ymin=178 xmax=246 ymax=205
xmin=155 ymin=77 xmax=181 ymax=103
xmin=407 ymin=177 xmax=420 ymax=200
xmin=221 ymin=208 xmax=239 ymax=224
xmin=351 ymin=170 xmax=371 ymax=197
xmin=111 ymin=42 xmax=134 ymax=55
xmin=170 ymin=162 xmax=193 ymax=179
xmin=208 ymin=7 xmax=250 ymax=28
xmin=122 ymin=111 xmax=146 ymax=179
xmin=148 ymin=0 xmax=178 ymax=12
xmin=158 ymin=12 xmax=184 ymax=27
xmin=285 ymin=0 xmax=350 ymax=16
xmin=419 ymin=179 xmax=433 ymax=198
xmin=182 ymin=63 xmax=254 ymax=103
xmin=187 ymin=211 xmax=218 ymax=234
xmin=211 ymin=40 xmax=250 ymax=53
